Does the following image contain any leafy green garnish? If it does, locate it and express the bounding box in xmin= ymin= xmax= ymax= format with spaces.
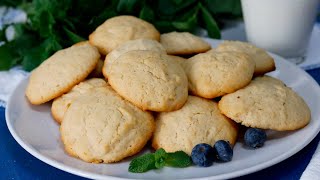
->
xmin=199 ymin=3 xmax=221 ymax=39
xmin=128 ymin=153 xmax=156 ymax=173
xmin=166 ymin=151 xmax=192 ymax=167
xmin=0 ymin=0 xmax=242 ymax=71
xmin=63 ymin=27 xmax=86 ymax=44
xmin=154 ymin=148 xmax=167 ymax=169
xmin=139 ymin=5 xmax=155 ymax=22
xmin=0 ymin=43 xmax=19 ymax=70
xmin=128 ymin=148 xmax=192 ymax=173
xmin=117 ymin=0 xmax=140 ymax=14
xmin=204 ymin=0 xmax=242 ymax=17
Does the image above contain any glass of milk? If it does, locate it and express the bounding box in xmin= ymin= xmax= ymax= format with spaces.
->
xmin=241 ymin=0 xmax=320 ymax=64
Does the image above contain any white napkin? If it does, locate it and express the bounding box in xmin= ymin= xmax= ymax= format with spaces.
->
xmin=301 ymin=143 xmax=320 ymax=180
xmin=298 ymin=22 xmax=320 ymax=180
xmin=0 ymin=67 xmax=28 ymax=107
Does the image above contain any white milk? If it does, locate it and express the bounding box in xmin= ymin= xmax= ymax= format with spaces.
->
xmin=241 ymin=0 xmax=319 ymax=59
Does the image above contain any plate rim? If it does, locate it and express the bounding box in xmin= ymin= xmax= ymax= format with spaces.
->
xmin=6 ymin=39 xmax=320 ymax=180
xmin=5 ymin=78 xmax=128 ymax=180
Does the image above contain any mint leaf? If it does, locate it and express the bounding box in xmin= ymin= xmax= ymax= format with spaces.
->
xmin=154 ymin=148 xmax=167 ymax=169
xmin=11 ymin=24 xmax=26 ymax=40
xmin=139 ymin=5 xmax=155 ymax=22
xmin=129 ymin=149 xmax=192 ymax=173
xmin=128 ymin=153 xmax=156 ymax=173
xmin=204 ymin=0 xmax=242 ymax=17
xmin=155 ymin=158 xmax=166 ymax=169
xmin=154 ymin=21 xmax=176 ymax=33
xmin=0 ymin=29 xmax=5 ymax=41
xmin=22 ymin=37 xmax=62 ymax=71
xmin=116 ymin=0 xmax=140 ymax=14
xmin=3 ymin=0 xmax=231 ymax=72
xmin=172 ymin=6 xmax=198 ymax=31
xmin=63 ymin=27 xmax=86 ymax=44
xmin=199 ymin=3 xmax=221 ymax=39
xmin=157 ymin=0 xmax=197 ymax=16
xmin=155 ymin=148 xmax=167 ymax=159
xmin=165 ymin=151 xmax=192 ymax=168
xmin=0 ymin=43 xmax=20 ymax=70
xmin=38 ymin=11 xmax=55 ymax=38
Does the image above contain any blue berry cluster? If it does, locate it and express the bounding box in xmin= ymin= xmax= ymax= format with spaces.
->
xmin=214 ymin=140 xmax=233 ymax=162
xmin=244 ymin=128 xmax=267 ymax=148
xmin=191 ymin=140 xmax=233 ymax=167
xmin=191 ymin=128 xmax=268 ymax=167
xmin=191 ymin=143 xmax=215 ymax=167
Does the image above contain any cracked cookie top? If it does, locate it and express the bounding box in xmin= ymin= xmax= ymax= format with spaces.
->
xmin=103 ymin=39 xmax=166 ymax=79
xmin=60 ymin=85 xmax=155 ymax=163
xmin=107 ymin=50 xmax=188 ymax=112
xmin=183 ymin=51 xmax=255 ymax=99
xmin=216 ymin=41 xmax=275 ymax=76
xmin=160 ymin=31 xmax=211 ymax=55
xmin=51 ymin=78 xmax=107 ymax=124
xmin=25 ymin=42 xmax=100 ymax=105
xmin=152 ymin=95 xmax=238 ymax=155
xmin=218 ymin=76 xmax=311 ymax=131
xmin=89 ymin=15 xmax=160 ymax=55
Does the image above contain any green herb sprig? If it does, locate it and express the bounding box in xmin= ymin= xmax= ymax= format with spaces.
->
xmin=128 ymin=148 xmax=192 ymax=173
xmin=0 ymin=0 xmax=241 ymax=71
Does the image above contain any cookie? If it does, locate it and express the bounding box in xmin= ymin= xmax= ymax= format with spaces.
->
xmin=73 ymin=40 xmax=90 ymax=47
xmin=206 ymin=48 xmax=216 ymax=54
xmin=108 ymin=50 xmax=188 ymax=112
xmin=103 ymin=39 xmax=166 ymax=78
xmin=183 ymin=51 xmax=255 ymax=98
xmin=89 ymin=15 xmax=160 ymax=55
xmin=51 ymin=78 xmax=107 ymax=124
xmin=167 ymin=55 xmax=186 ymax=67
xmin=160 ymin=32 xmax=211 ymax=55
xmin=89 ymin=58 xmax=104 ymax=78
xmin=152 ymin=96 xmax=238 ymax=155
xmin=216 ymin=41 xmax=275 ymax=75
xmin=25 ymin=43 xmax=100 ymax=105
xmin=60 ymin=86 xmax=155 ymax=163
xmin=218 ymin=76 xmax=311 ymax=131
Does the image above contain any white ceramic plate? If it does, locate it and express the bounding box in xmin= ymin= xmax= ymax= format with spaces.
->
xmin=6 ymin=39 xmax=320 ymax=180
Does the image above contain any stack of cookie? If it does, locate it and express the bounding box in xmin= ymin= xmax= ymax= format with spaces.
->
xmin=25 ymin=15 xmax=311 ymax=164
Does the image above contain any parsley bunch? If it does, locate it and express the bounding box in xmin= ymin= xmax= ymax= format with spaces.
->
xmin=0 ymin=0 xmax=241 ymax=71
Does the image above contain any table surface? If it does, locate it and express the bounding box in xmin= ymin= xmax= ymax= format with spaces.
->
xmin=0 ymin=68 xmax=319 ymax=180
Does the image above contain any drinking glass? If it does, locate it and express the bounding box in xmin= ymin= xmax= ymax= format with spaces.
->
xmin=241 ymin=0 xmax=320 ymax=64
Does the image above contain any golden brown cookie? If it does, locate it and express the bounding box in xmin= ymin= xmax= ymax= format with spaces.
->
xmin=152 ymin=96 xmax=238 ymax=155
xmin=103 ymin=39 xmax=166 ymax=78
xmin=25 ymin=43 xmax=100 ymax=105
xmin=183 ymin=51 xmax=255 ymax=98
xmin=167 ymin=55 xmax=186 ymax=67
xmin=216 ymin=41 xmax=275 ymax=75
xmin=107 ymin=50 xmax=188 ymax=112
xmin=89 ymin=58 xmax=104 ymax=78
xmin=51 ymin=78 xmax=107 ymax=124
xmin=160 ymin=32 xmax=211 ymax=55
xmin=89 ymin=15 xmax=160 ymax=55
xmin=60 ymin=86 xmax=155 ymax=163
xmin=218 ymin=76 xmax=311 ymax=131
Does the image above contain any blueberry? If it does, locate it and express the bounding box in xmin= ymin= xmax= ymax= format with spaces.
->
xmin=213 ymin=140 xmax=233 ymax=162
xmin=244 ymin=128 xmax=267 ymax=148
xmin=191 ymin=143 xmax=215 ymax=167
